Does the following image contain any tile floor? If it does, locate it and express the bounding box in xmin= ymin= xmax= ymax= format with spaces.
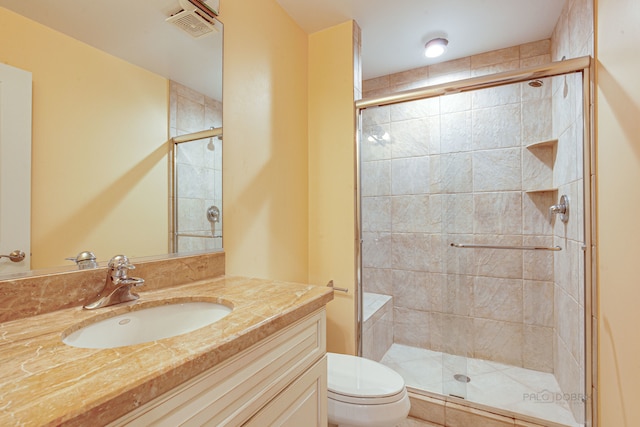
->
xmin=381 ymin=343 xmax=583 ymax=427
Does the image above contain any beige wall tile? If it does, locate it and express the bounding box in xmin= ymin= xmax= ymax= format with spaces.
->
xmin=473 ymin=193 xmax=523 ymax=235
xmin=473 ymin=235 xmax=524 ymax=279
xmin=391 ymin=117 xmax=440 ymax=157
xmin=391 ymin=157 xmax=432 ymax=195
xmin=523 ymin=280 xmax=554 ymax=327
xmin=394 ymin=306 xmax=431 ymax=348
xmin=473 ymin=148 xmax=522 ymax=192
xmin=522 ymin=237 xmax=554 ymax=282
xmin=363 ymin=74 xmax=390 ymax=92
xmin=522 ymin=192 xmax=554 ymax=236
xmin=362 ymin=267 xmax=393 ymax=294
xmin=443 ymin=274 xmax=474 ymax=316
xmin=520 ymin=54 xmax=551 ymax=68
xmin=472 ymin=85 xmax=521 ymax=109
xmin=362 ymin=196 xmax=391 ymax=232
xmin=520 ymin=39 xmax=551 ymax=58
xmin=471 ymin=59 xmax=520 ymax=77
xmin=393 ymin=270 xmax=434 ymax=312
xmin=362 ymin=231 xmax=392 ymax=268
xmin=473 ymin=318 xmax=523 ymax=366
xmin=439 ymin=313 xmax=474 ymax=355
xmin=471 ymin=46 xmax=520 ymax=69
xmin=441 ymin=92 xmax=471 ymax=114
xmin=391 ymin=97 xmax=440 ymax=121
xmin=523 ymin=324 xmax=554 ymax=372
xmin=361 ymin=159 xmax=391 ymax=196
xmin=440 ymin=111 xmax=472 ymax=153
xmin=409 ymin=394 xmax=446 ymax=425
xmin=429 ymin=57 xmax=471 ymax=80
xmin=441 ymin=153 xmax=473 ymax=193
xmin=473 ymin=277 xmax=523 ymax=322
xmin=522 ymin=98 xmax=553 ymax=145
xmin=472 ymin=104 xmax=522 ymax=150
xmin=390 ymin=66 xmax=430 ymax=87
xmin=362 ymin=104 xmax=390 ymax=126
xmin=444 ymin=194 xmax=473 ymax=234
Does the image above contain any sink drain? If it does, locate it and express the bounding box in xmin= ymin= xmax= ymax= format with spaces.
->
xmin=454 ymin=374 xmax=471 ymax=383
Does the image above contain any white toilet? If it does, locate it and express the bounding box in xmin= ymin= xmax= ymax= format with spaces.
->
xmin=327 ymin=352 xmax=411 ymax=427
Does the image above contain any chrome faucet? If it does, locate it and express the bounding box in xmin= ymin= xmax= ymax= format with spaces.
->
xmin=84 ymin=255 xmax=145 ymax=310
xmin=549 ymin=194 xmax=570 ymax=223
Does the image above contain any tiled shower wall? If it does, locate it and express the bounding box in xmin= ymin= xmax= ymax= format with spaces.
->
xmin=550 ymin=0 xmax=593 ymax=421
xmin=361 ymin=2 xmax=593 ymax=419
xmin=169 ymin=81 xmax=223 ymax=252
xmin=361 ymin=39 xmax=558 ymax=372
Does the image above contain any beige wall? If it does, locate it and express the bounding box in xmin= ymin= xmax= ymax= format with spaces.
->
xmin=0 ymin=7 xmax=169 ymax=269
xmin=308 ymin=21 xmax=358 ymax=355
xmin=219 ymin=0 xmax=310 ymax=283
xmin=220 ymin=3 xmax=358 ymax=355
xmin=596 ymin=0 xmax=640 ymax=425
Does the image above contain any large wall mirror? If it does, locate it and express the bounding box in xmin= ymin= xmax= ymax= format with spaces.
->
xmin=0 ymin=0 xmax=223 ymax=278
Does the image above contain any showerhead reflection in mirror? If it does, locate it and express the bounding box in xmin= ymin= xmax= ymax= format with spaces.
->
xmin=365 ymin=125 xmax=391 ymax=145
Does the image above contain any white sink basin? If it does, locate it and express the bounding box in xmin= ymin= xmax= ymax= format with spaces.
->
xmin=63 ymin=301 xmax=232 ymax=349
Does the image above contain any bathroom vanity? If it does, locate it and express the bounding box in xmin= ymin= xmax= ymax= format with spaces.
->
xmin=0 ymin=253 xmax=333 ymax=426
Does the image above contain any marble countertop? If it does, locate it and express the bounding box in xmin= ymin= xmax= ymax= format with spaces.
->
xmin=0 ymin=275 xmax=333 ymax=426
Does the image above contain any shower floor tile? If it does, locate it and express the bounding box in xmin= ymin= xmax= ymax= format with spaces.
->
xmin=381 ymin=344 xmax=583 ymax=427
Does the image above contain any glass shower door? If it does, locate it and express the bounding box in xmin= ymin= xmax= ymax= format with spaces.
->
xmin=358 ymin=67 xmax=588 ymax=426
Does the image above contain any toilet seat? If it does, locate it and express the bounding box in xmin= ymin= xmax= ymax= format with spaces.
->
xmin=327 ymin=352 xmax=407 ymax=405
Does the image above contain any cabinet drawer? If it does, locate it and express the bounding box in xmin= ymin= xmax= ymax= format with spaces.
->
xmin=110 ymin=309 xmax=326 ymax=426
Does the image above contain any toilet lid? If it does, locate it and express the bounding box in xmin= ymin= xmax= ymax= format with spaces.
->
xmin=327 ymin=353 xmax=406 ymax=401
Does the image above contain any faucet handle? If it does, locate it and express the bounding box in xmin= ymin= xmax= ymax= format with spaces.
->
xmin=108 ymin=255 xmax=135 ymax=278
xmin=548 ymin=194 xmax=569 ymax=223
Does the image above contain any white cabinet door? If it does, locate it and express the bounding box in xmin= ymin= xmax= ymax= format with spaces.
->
xmin=243 ymin=356 xmax=327 ymax=427
xmin=0 ymin=63 xmax=31 ymax=274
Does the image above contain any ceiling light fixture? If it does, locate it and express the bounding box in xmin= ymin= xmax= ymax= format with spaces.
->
xmin=424 ymin=38 xmax=449 ymax=58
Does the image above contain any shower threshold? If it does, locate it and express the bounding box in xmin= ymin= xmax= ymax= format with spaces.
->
xmin=380 ymin=344 xmax=583 ymax=427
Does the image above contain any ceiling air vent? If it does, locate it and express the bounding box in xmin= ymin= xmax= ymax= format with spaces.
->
xmin=167 ymin=0 xmax=218 ymax=39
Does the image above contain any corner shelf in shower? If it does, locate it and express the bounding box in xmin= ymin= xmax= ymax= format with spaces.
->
xmin=523 ymin=138 xmax=558 ymax=194
xmin=525 ymin=138 xmax=558 ymax=150
xmin=525 ymin=188 xmax=558 ymax=194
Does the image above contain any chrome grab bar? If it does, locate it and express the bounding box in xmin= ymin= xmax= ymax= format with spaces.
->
xmin=450 ymin=243 xmax=562 ymax=251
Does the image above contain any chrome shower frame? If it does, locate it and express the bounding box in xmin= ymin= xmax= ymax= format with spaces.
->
xmin=353 ymin=56 xmax=596 ymax=426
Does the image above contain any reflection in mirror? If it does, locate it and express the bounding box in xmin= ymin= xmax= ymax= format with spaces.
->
xmin=0 ymin=2 xmax=223 ymax=279
xmin=170 ymin=83 xmax=223 ymax=252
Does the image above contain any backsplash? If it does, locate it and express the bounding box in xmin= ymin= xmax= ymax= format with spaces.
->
xmin=0 ymin=252 xmax=225 ymax=323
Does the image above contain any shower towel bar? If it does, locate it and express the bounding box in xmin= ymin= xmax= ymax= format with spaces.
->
xmin=450 ymin=243 xmax=562 ymax=251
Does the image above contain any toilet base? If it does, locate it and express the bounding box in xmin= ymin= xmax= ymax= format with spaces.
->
xmin=327 ymin=388 xmax=410 ymax=427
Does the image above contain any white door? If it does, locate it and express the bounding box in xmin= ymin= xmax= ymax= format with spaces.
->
xmin=0 ymin=63 xmax=32 ymax=274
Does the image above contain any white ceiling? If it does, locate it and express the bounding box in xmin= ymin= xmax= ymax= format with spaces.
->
xmin=1 ymin=0 xmax=566 ymax=97
xmin=277 ymin=0 xmax=567 ymax=80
